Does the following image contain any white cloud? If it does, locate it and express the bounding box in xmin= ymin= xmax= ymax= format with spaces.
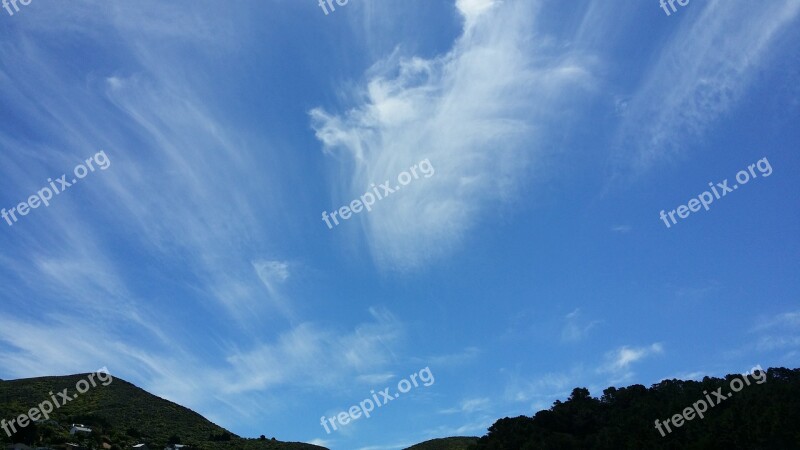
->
xmin=222 ymin=307 xmax=404 ymax=394
xmin=456 ymin=0 xmax=499 ymax=28
xmin=726 ymin=311 xmax=800 ymax=361
xmin=614 ymin=0 xmax=800 ymax=173
xmin=311 ymin=0 xmax=593 ymax=269
xmin=663 ymin=370 xmax=706 ymax=381
xmin=756 ymin=336 xmax=800 ymax=352
xmin=561 ymin=308 xmax=601 ymax=343
xmin=422 ymin=418 xmax=495 ymax=440
xmin=752 ymin=311 xmax=800 ymax=332
xmin=600 ymin=343 xmax=664 ymax=380
xmin=252 ymin=259 xmax=294 ymax=319
xmin=356 ymin=373 xmax=396 ymax=385
xmin=439 ymin=397 xmax=491 ymax=414
xmin=505 ymin=370 xmax=575 ymax=404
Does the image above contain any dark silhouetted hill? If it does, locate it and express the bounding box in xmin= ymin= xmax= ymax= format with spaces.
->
xmin=408 ymin=367 xmax=800 ymax=450
xmin=405 ymin=436 xmax=479 ymax=450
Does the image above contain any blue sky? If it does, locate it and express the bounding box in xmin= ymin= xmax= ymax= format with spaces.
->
xmin=1 ymin=0 xmax=799 ymax=448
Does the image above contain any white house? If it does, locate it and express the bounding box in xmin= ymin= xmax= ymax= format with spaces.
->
xmin=69 ymin=424 xmax=92 ymax=435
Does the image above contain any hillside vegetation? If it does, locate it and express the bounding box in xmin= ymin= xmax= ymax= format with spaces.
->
xmin=467 ymin=367 xmax=800 ymax=449
xmin=405 ymin=436 xmax=479 ymax=450
xmin=5 ymin=368 xmax=799 ymax=450
xmin=0 ymin=373 xmax=325 ymax=450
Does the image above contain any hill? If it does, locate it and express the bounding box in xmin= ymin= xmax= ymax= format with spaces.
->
xmin=404 ymin=436 xmax=478 ymax=450
xmin=408 ymin=367 xmax=800 ymax=450
xmin=0 ymin=372 xmax=325 ymax=450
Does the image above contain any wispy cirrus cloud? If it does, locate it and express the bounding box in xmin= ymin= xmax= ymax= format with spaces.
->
xmin=311 ymin=0 xmax=594 ymax=269
xmin=356 ymin=373 xmax=396 ymax=385
xmin=221 ymin=306 xmax=405 ymax=394
xmin=744 ymin=310 xmax=800 ymax=355
xmin=439 ymin=397 xmax=491 ymax=414
xmin=0 ymin=0 xmax=338 ymax=434
xmin=422 ymin=418 xmax=495 ymax=441
xmin=562 ymin=308 xmax=601 ymax=343
xmin=614 ymin=0 xmax=800 ymax=174
xmin=724 ymin=310 xmax=800 ymax=362
xmin=752 ymin=310 xmax=800 ymax=332
xmin=504 ymin=370 xmax=576 ymax=405
xmin=599 ymin=343 xmax=664 ymax=382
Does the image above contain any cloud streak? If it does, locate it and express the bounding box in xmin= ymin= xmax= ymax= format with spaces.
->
xmin=614 ymin=0 xmax=800 ymax=174
xmin=311 ymin=0 xmax=593 ymax=269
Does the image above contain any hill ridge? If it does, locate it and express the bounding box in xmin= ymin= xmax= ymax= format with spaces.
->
xmin=0 ymin=372 xmax=325 ymax=450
